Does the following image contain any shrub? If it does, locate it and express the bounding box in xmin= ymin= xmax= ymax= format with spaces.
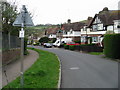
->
xmin=64 ymin=44 xmax=69 ymax=49
xmin=80 ymin=43 xmax=95 ymax=47
xmin=39 ymin=37 xmax=49 ymax=43
xmin=79 ymin=44 xmax=103 ymax=52
xmin=74 ymin=41 xmax=81 ymax=43
xmin=69 ymin=45 xmax=75 ymax=51
xmin=104 ymin=34 xmax=120 ymax=59
xmin=52 ymin=38 xmax=57 ymax=43
xmin=33 ymin=42 xmax=40 ymax=46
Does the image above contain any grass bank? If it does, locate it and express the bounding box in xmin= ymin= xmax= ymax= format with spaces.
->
xmin=3 ymin=47 xmax=60 ymax=88
xmin=89 ymin=52 xmax=103 ymax=55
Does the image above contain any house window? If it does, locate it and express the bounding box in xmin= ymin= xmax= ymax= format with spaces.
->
xmin=83 ymin=26 xmax=87 ymax=31
xmin=63 ymin=31 xmax=67 ymax=35
xmin=92 ymin=25 xmax=97 ymax=31
xmin=97 ymin=24 xmax=103 ymax=30
xmin=70 ymin=30 xmax=73 ymax=34
xmin=81 ymin=36 xmax=86 ymax=43
xmin=92 ymin=37 xmax=98 ymax=42
xmin=64 ymin=32 xmax=67 ymax=35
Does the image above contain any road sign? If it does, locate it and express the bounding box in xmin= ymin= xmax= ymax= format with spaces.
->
xmin=13 ymin=13 xmax=23 ymax=26
xmin=12 ymin=5 xmax=34 ymax=88
xmin=13 ymin=5 xmax=34 ymax=27
xmin=19 ymin=30 xmax=24 ymax=38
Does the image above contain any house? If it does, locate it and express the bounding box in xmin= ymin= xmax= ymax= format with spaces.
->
xmin=46 ymin=27 xmax=58 ymax=39
xmin=81 ymin=7 xmax=120 ymax=46
xmin=81 ymin=17 xmax=93 ymax=44
xmin=62 ymin=19 xmax=85 ymax=42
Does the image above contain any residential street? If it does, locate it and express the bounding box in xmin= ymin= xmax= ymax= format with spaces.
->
xmin=34 ymin=46 xmax=118 ymax=88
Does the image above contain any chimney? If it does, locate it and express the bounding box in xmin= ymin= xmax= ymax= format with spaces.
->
xmin=87 ymin=17 xmax=92 ymax=21
xmin=102 ymin=7 xmax=109 ymax=11
xmin=67 ymin=19 xmax=71 ymax=24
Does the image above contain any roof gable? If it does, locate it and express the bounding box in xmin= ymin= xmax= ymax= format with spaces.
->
xmin=88 ymin=9 xmax=120 ymax=27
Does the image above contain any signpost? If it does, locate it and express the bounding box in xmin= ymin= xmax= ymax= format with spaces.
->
xmin=13 ymin=5 xmax=34 ymax=88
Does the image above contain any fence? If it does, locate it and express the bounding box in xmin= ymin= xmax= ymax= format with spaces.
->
xmin=2 ymin=33 xmax=21 ymax=65
xmin=2 ymin=33 xmax=20 ymax=51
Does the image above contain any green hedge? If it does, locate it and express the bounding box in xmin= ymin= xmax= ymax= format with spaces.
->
xmin=64 ymin=44 xmax=69 ymax=49
xmin=104 ymin=34 xmax=120 ymax=59
xmin=74 ymin=41 xmax=81 ymax=43
xmin=80 ymin=43 xmax=95 ymax=46
xmin=69 ymin=45 xmax=75 ymax=51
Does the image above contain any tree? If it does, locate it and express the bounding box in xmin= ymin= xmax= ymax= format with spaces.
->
xmin=39 ymin=37 xmax=49 ymax=43
xmin=2 ymin=1 xmax=20 ymax=36
xmin=2 ymin=1 xmax=20 ymax=49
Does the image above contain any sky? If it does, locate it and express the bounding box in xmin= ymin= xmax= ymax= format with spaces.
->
xmin=7 ymin=0 xmax=119 ymax=25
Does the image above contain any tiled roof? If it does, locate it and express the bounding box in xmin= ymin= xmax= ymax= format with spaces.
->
xmin=62 ymin=22 xmax=85 ymax=31
xmin=47 ymin=27 xmax=58 ymax=34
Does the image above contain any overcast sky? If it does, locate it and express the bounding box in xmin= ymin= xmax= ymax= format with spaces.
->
xmin=8 ymin=0 xmax=119 ymax=25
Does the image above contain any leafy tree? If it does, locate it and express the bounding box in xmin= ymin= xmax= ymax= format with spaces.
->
xmin=39 ymin=37 xmax=49 ymax=43
xmin=2 ymin=1 xmax=20 ymax=36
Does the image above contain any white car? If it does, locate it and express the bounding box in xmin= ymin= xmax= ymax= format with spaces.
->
xmin=44 ymin=43 xmax=52 ymax=48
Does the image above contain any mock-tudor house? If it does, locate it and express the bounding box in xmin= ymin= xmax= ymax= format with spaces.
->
xmin=46 ymin=27 xmax=58 ymax=39
xmin=61 ymin=19 xmax=85 ymax=42
xmin=81 ymin=17 xmax=93 ymax=44
xmin=81 ymin=7 xmax=120 ymax=46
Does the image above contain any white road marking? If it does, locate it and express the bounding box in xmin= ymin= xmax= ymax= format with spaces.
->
xmin=70 ymin=67 xmax=79 ymax=70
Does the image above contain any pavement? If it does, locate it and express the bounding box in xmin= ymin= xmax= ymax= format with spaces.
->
xmin=34 ymin=46 xmax=118 ymax=88
xmin=2 ymin=49 xmax=39 ymax=87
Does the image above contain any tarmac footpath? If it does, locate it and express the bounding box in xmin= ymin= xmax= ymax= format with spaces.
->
xmin=2 ymin=49 xmax=39 ymax=87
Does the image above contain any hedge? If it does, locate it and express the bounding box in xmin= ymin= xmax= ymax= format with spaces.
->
xmin=64 ymin=44 xmax=69 ymax=49
xmin=69 ymin=45 xmax=75 ymax=51
xmin=74 ymin=41 xmax=81 ymax=43
xmin=104 ymin=34 xmax=120 ymax=59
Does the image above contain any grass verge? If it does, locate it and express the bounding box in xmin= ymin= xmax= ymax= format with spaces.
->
xmin=3 ymin=47 xmax=60 ymax=88
xmin=89 ymin=52 xmax=103 ymax=55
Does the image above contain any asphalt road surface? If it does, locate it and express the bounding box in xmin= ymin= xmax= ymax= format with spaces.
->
xmin=34 ymin=46 xmax=118 ymax=88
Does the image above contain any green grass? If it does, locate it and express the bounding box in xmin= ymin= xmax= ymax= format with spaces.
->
xmin=89 ymin=52 xmax=103 ymax=55
xmin=3 ymin=47 xmax=60 ymax=88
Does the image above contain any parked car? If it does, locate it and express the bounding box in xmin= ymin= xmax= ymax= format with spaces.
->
xmin=44 ymin=43 xmax=52 ymax=48
xmin=66 ymin=42 xmax=80 ymax=45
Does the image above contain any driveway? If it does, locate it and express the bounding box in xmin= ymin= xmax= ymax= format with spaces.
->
xmin=34 ymin=46 xmax=118 ymax=88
